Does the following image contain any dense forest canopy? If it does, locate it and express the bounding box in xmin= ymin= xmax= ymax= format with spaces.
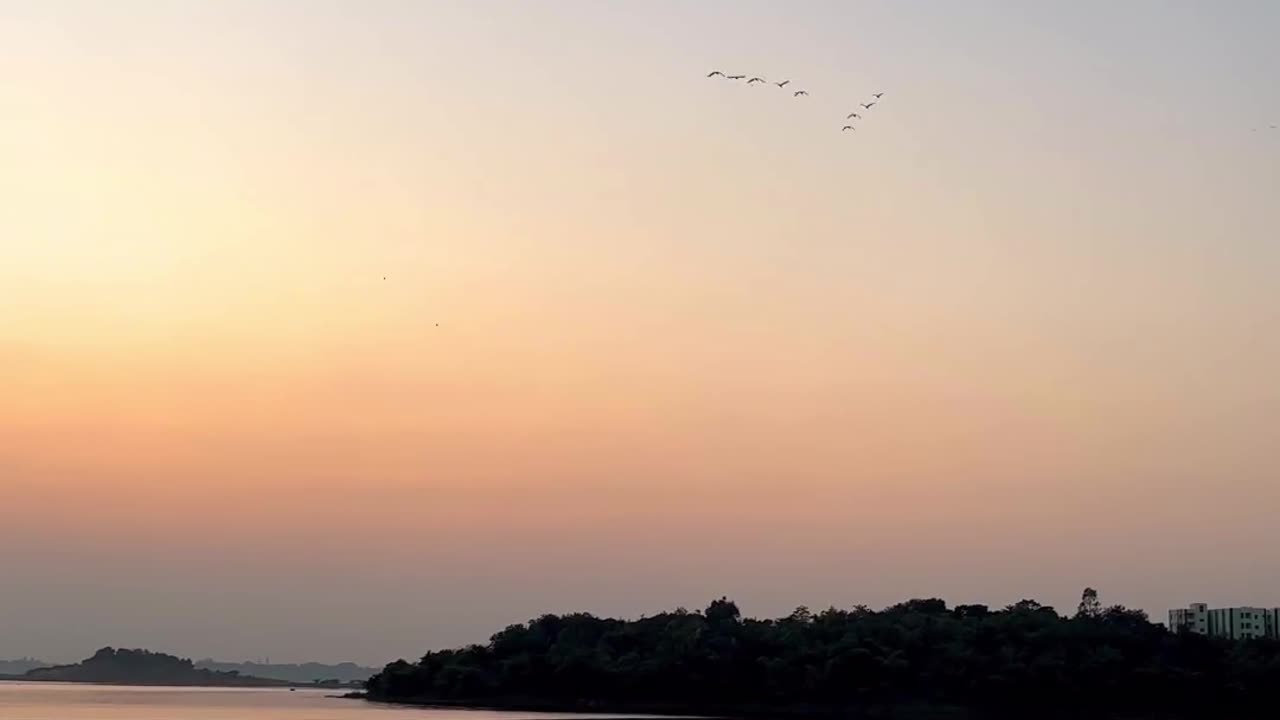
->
xmin=365 ymin=592 xmax=1280 ymax=717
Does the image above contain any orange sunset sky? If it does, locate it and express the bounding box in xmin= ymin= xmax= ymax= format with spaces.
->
xmin=2 ymin=0 xmax=1279 ymax=664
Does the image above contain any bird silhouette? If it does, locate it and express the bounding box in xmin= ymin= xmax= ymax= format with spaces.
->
xmin=775 ymin=80 xmax=791 ymax=88
xmin=707 ymin=70 xmax=725 ymax=78
xmin=842 ymin=126 xmax=855 ymax=132
xmin=861 ymin=102 xmax=877 ymax=109
xmin=873 ymin=92 xmax=884 ymax=99
xmin=793 ymin=90 xmax=809 ymax=97
xmin=746 ymin=77 xmax=766 ymax=84
xmin=846 ymin=112 xmax=861 ymax=119
xmin=726 ymin=75 xmax=746 ymax=80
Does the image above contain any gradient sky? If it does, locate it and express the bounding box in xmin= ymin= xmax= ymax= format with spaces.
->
xmin=2 ymin=0 xmax=1279 ymax=666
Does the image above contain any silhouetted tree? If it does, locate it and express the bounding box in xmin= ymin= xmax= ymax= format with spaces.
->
xmin=705 ymin=597 xmax=741 ymax=625
xmin=1077 ymin=587 xmax=1103 ymax=618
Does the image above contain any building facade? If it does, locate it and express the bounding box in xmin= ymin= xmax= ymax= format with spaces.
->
xmin=1168 ymin=603 xmax=1209 ymax=635
xmin=1168 ymin=604 xmax=1280 ymax=640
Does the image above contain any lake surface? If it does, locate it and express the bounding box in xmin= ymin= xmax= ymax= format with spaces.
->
xmin=0 ymin=683 xmax=660 ymax=720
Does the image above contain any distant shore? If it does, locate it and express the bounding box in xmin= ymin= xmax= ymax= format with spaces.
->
xmin=9 ymin=648 xmax=365 ymax=691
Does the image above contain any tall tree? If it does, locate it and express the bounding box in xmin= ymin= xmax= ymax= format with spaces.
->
xmin=1077 ymin=587 xmax=1102 ymax=618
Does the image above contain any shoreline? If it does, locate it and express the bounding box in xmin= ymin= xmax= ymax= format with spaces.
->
xmin=350 ymin=694 xmax=1272 ymax=720
xmin=350 ymin=694 xmax=976 ymax=719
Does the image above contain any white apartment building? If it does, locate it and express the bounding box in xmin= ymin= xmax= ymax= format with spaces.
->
xmin=1168 ymin=603 xmax=1280 ymax=640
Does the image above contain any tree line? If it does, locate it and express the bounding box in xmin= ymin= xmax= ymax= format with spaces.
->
xmin=364 ymin=590 xmax=1280 ymax=718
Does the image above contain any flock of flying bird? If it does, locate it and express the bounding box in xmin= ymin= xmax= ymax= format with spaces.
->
xmin=709 ymin=71 xmax=1276 ymax=137
xmin=707 ymin=69 xmax=884 ymax=134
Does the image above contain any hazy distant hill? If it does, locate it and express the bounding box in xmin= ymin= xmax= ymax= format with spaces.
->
xmin=0 ymin=658 xmax=49 ymax=675
xmin=24 ymin=648 xmax=289 ymax=686
xmin=195 ymin=659 xmax=376 ymax=684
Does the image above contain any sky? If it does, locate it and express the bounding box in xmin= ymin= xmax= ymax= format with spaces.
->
xmin=2 ymin=0 xmax=1278 ymax=666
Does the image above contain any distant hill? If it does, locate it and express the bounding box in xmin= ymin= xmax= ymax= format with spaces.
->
xmin=194 ymin=659 xmax=376 ymax=684
xmin=24 ymin=648 xmax=290 ymax=687
xmin=0 ymin=658 xmax=49 ymax=675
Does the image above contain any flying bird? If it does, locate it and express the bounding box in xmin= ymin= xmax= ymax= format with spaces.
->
xmin=775 ymin=80 xmax=791 ymax=88
xmin=861 ymin=102 xmax=877 ymax=109
xmin=707 ymin=70 xmax=725 ymax=78
xmin=873 ymin=92 xmax=884 ymax=99
xmin=842 ymin=126 xmax=855 ymax=132
xmin=746 ymin=77 xmax=766 ymax=84
xmin=726 ymin=75 xmax=746 ymax=80
xmin=846 ymin=112 xmax=861 ymax=119
xmin=793 ymin=90 xmax=809 ymax=97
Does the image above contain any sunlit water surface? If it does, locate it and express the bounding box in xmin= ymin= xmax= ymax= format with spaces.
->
xmin=0 ymin=683 xmax=657 ymax=720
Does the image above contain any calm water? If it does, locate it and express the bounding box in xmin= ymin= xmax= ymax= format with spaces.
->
xmin=0 ymin=683 xmax=658 ymax=720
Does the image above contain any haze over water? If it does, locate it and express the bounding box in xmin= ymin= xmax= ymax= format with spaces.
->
xmin=3 ymin=0 xmax=1279 ymax=667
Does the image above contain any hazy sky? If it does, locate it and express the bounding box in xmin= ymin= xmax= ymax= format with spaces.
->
xmin=2 ymin=0 xmax=1278 ymax=666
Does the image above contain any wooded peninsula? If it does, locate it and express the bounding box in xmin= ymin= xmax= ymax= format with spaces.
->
xmin=363 ymin=592 xmax=1280 ymax=718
